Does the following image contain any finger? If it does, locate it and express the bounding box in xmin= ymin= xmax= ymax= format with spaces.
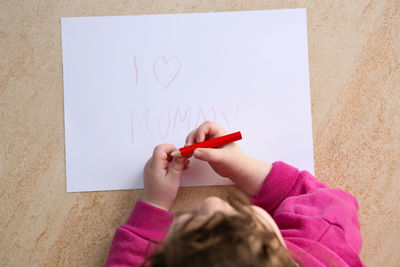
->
xmin=183 ymin=160 xmax=190 ymax=170
xmin=185 ymin=129 xmax=197 ymax=146
xmin=195 ymin=121 xmax=228 ymax=143
xmin=186 ymin=121 xmax=228 ymax=146
xmin=193 ymin=147 xmax=224 ymax=163
xmin=152 ymin=144 xmax=178 ymax=169
xmin=183 ymin=159 xmax=190 ymax=170
xmin=185 ymin=121 xmax=225 ymax=146
xmin=168 ymin=157 xmax=187 ymax=177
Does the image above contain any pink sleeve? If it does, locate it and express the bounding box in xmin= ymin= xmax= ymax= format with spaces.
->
xmin=251 ymin=161 xmax=365 ymax=267
xmin=106 ymin=200 xmax=173 ymax=267
xmin=251 ymin=161 xmax=329 ymax=215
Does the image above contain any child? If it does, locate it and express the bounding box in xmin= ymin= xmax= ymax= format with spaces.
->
xmin=106 ymin=121 xmax=365 ymax=267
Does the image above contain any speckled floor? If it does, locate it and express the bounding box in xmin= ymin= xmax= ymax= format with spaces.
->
xmin=1 ymin=1 xmax=399 ymax=266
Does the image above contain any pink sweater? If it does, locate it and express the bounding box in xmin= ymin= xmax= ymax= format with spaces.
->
xmin=106 ymin=161 xmax=365 ymax=266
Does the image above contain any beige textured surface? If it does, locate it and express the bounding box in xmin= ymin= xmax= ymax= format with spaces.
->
xmin=1 ymin=0 xmax=399 ymax=266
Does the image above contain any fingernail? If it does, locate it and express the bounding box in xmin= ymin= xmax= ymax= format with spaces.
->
xmin=194 ymin=150 xmax=201 ymax=157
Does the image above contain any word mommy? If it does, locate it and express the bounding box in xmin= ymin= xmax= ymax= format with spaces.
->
xmin=130 ymin=103 xmax=240 ymax=144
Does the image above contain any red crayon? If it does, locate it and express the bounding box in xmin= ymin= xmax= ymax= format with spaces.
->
xmin=171 ymin=131 xmax=242 ymax=158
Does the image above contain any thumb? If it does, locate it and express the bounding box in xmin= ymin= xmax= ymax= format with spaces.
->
xmin=168 ymin=157 xmax=186 ymax=177
xmin=193 ymin=148 xmax=224 ymax=163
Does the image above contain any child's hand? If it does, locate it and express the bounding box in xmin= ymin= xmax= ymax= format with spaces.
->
xmin=185 ymin=121 xmax=246 ymax=180
xmin=142 ymin=144 xmax=189 ymax=211
xmin=186 ymin=121 xmax=272 ymax=196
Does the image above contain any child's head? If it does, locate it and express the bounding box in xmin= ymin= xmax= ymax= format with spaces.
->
xmin=148 ymin=194 xmax=298 ymax=267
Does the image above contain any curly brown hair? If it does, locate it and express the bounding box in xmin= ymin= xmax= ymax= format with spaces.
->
xmin=145 ymin=193 xmax=298 ymax=267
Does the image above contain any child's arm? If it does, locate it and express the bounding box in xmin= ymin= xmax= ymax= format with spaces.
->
xmin=106 ymin=200 xmax=173 ymax=266
xmin=106 ymin=144 xmax=188 ymax=266
xmin=252 ymin=161 xmax=365 ymax=267
xmin=188 ymin=122 xmax=364 ymax=266
xmin=186 ymin=121 xmax=272 ymax=196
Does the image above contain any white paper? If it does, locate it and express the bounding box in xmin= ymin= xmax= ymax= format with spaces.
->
xmin=61 ymin=9 xmax=314 ymax=192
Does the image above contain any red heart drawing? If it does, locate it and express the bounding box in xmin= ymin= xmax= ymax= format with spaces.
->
xmin=153 ymin=55 xmax=182 ymax=89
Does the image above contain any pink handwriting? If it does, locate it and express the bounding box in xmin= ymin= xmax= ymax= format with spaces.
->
xmin=196 ymin=106 xmax=216 ymax=127
xmin=173 ymin=106 xmax=191 ymax=134
xmin=131 ymin=108 xmax=152 ymax=144
xmin=133 ymin=56 xmax=139 ymax=85
xmin=130 ymin=103 xmax=240 ymax=144
xmin=152 ymin=55 xmax=182 ymax=90
xmin=220 ymin=103 xmax=240 ymax=128
xmin=158 ymin=108 xmax=171 ymax=140
xmin=133 ymin=55 xmax=182 ymax=89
